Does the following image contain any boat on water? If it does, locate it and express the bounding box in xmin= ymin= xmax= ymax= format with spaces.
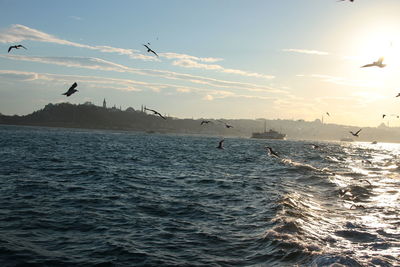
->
xmin=251 ymin=121 xmax=286 ymax=140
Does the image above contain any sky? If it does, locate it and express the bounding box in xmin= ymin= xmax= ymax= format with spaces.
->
xmin=1 ymin=0 xmax=400 ymax=127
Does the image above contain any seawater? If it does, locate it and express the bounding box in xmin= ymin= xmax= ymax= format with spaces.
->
xmin=0 ymin=125 xmax=399 ymax=266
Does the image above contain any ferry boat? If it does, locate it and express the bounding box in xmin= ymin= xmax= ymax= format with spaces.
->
xmin=251 ymin=121 xmax=286 ymax=140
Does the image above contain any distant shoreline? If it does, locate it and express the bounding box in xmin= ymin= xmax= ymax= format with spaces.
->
xmin=2 ymin=102 xmax=400 ymax=142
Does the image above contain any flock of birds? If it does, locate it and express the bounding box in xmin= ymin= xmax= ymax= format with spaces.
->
xmin=4 ymin=0 xmax=396 ymax=158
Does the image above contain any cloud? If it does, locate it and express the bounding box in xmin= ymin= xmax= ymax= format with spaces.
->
xmin=172 ymin=58 xmax=275 ymax=79
xmin=69 ymin=16 xmax=83 ymax=21
xmin=0 ymin=70 xmax=286 ymax=104
xmin=1 ymin=54 xmax=285 ymax=94
xmin=0 ymin=70 xmax=38 ymax=81
xmin=160 ymin=52 xmax=222 ymax=63
xmin=282 ymin=48 xmax=329 ymax=56
xmin=203 ymin=94 xmax=214 ymax=101
xmin=309 ymin=74 xmax=380 ymax=88
xmin=0 ymin=24 xmax=276 ymax=79
xmin=0 ymin=24 xmax=157 ymax=61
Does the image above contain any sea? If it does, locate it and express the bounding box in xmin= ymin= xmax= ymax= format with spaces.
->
xmin=0 ymin=125 xmax=399 ymax=267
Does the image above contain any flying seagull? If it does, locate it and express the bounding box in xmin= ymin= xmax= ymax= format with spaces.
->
xmin=361 ymin=57 xmax=386 ymax=68
xmin=201 ymin=120 xmax=212 ymax=125
xmin=382 ymin=114 xmax=386 ymax=119
xmin=62 ymin=82 xmax=78 ymax=97
xmin=143 ymin=44 xmax=158 ymax=57
xmin=217 ymin=139 xmax=224 ymax=149
xmin=396 ymin=93 xmax=400 ymax=97
xmin=349 ymin=129 xmax=362 ymax=137
xmin=265 ymin=146 xmax=280 ymax=158
xmin=8 ymin=45 xmax=27 ymax=53
xmin=218 ymin=120 xmax=233 ymax=128
xmin=144 ymin=107 xmax=166 ymax=120
xmin=326 ymin=112 xmax=330 ymax=116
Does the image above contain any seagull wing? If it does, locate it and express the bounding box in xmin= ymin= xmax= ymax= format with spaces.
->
xmin=150 ymin=49 xmax=159 ymax=57
xmin=355 ymin=129 xmax=362 ymax=135
xmin=7 ymin=46 xmax=13 ymax=53
xmin=143 ymin=44 xmax=150 ymax=50
xmin=69 ymin=82 xmax=78 ymax=90
xmin=156 ymin=112 xmax=166 ymax=120
xmin=377 ymin=57 xmax=384 ymax=64
xmin=18 ymin=45 xmax=27 ymax=50
xmin=361 ymin=63 xmax=374 ymax=68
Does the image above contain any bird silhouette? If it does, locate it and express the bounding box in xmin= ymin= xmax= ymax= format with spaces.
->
xmin=62 ymin=82 xmax=78 ymax=97
xmin=218 ymin=120 xmax=233 ymax=128
xmin=349 ymin=129 xmax=362 ymax=137
xmin=201 ymin=120 xmax=212 ymax=125
xmin=361 ymin=57 xmax=386 ymax=68
xmin=217 ymin=139 xmax=224 ymax=149
xmin=265 ymin=146 xmax=280 ymax=158
xmin=144 ymin=107 xmax=166 ymax=120
xmin=143 ymin=44 xmax=158 ymax=57
xmin=396 ymin=93 xmax=400 ymax=97
xmin=382 ymin=114 xmax=386 ymax=119
xmin=8 ymin=45 xmax=27 ymax=53
xmin=326 ymin=112 xmax=330 ymax=116
xmin=338 ymin=0 xmax=354 ymax=2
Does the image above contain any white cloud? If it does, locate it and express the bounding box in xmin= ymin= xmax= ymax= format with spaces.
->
xmin=172 ymin=58 xmax=275 ymax=79
xmin=0 ymin=24 xmax=157 ymax=61
xmin=310 ymin=74 xmax=380 ymax=88
xmin=69 ymin=16 xmax=83 ymax=21
xmin=0 ymin=54 xmax=285 ymax=94
xmin=282 ymin=48 xmax=329 ymax=56
xmin=160 ymin=52 xmax=222 ymax=63
xmin=0 ymin=70 xmax=38 ymax=81
xmin=0 ymin=24 xmax=276 ymax=79
xmin=203 ymin=94 xmax=214 ymax=101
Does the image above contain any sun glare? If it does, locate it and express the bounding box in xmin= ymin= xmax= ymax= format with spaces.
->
xmin=356 ymin=26 xmax=400 ymax=69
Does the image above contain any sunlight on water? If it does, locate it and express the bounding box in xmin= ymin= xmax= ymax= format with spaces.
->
xmin=0 ymin=126 xmax=399 ymax=266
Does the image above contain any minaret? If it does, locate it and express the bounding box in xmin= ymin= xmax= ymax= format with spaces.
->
xmin=103 ymin=98 xmax=106 ymax=108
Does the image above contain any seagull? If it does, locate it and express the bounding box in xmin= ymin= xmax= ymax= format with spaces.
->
xmin=350 ymin=204 xmax=366 ymax=210
xmin=62 ymin=82 xmax=78 ymax=97
xmin=217 ymin=139 xmax=224 ymax=149
xmin=396 ymin=93 xmax=400 ymax=97
xmin=382 ymin=114 xmax=386 ymax=119
xmin=326 ymin=112 xmax=330 ymax=116
xmin=311 ymin=144 xmax=320 ymax=149
xmin=361 ymin=57 xmax=386 ymax=68
xmin=218 ymin=120 xmax=234 ymax=128
xmin=8 ymin=44 xmax=27 ymax=53
xmin=360 ymin=179 xmax=372 ymax=186
xmin=201 ymin=120 xmax=212 ymax=125
xmin=265 ymin=146 xmax=280 ymax=158
xmin=349 ymin=129 xmax=362 ymax=137
xmin=144 ymin=107 xmax=166 ymax=120
xmin=143 ymin=44 xmax=158 ymax=57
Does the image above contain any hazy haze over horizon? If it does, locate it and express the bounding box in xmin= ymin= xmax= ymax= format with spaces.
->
xmin=2 ymin=0 xmax=400 ymax=127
